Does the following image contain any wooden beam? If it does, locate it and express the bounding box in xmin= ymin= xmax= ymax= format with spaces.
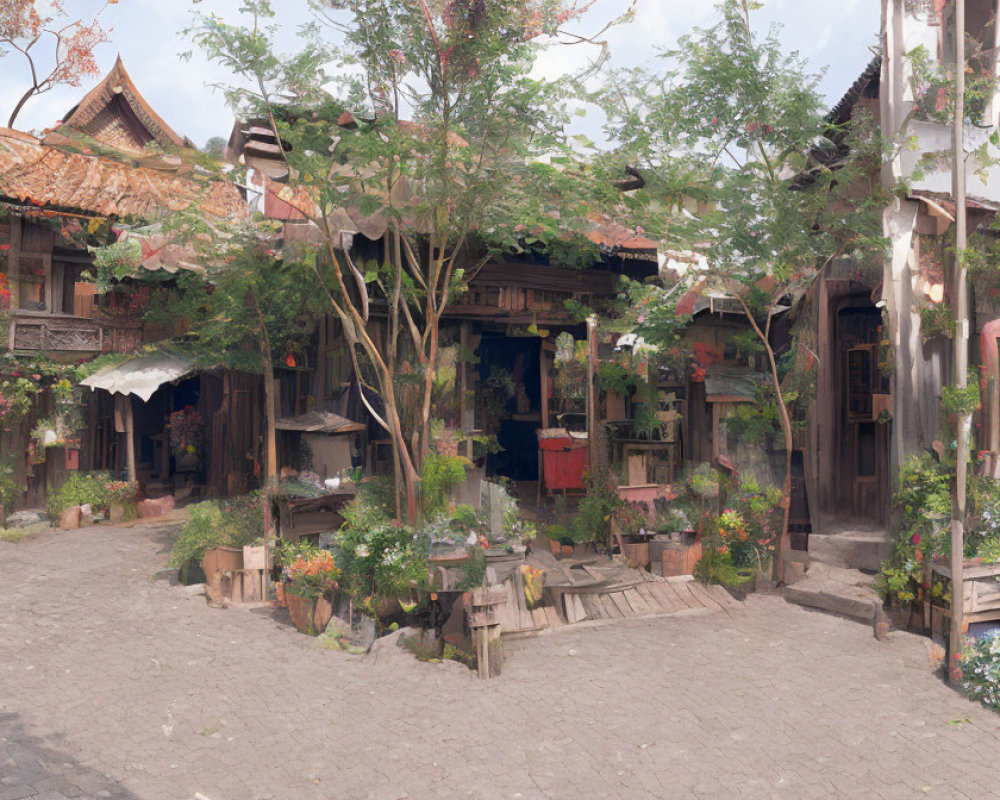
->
xmin=124 ymin=396 xmax=136 ymax=483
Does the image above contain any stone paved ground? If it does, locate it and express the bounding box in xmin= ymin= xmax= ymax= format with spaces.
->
xmin=3 ymin=524 xmax=1000 ymax=800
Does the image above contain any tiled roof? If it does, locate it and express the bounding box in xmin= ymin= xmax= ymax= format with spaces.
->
xmin=0 ymin=128 xmax=244 ymax=221
xmin=59 ymin=56 xmax=189 ymax=151
xmin=826 ymin=55 xmax=882 ymax=125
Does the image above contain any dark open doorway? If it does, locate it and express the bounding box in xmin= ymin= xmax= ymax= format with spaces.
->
xmin=477 ymin=333 xmax=542 ymax=481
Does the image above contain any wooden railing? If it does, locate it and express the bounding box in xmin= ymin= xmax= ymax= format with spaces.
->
xmin=8 ymin=311 xmax=144 ymax=354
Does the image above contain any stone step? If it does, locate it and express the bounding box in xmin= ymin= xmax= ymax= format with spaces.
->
xmin=807 ymin=530 xmax=892 ymax=572
xmin=783 ymin=563 xmax=880 ymax=624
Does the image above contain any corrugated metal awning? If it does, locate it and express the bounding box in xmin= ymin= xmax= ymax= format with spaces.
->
xmin=274 ymin=410 xmax=365 ymax=434
xmin=80 ymin=354 xmax=194 ymax=401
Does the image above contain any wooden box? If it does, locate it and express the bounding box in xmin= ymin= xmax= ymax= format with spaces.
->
xmin=662 ymin=541 xmax=702 ymax=578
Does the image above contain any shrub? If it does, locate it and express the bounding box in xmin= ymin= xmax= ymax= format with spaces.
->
xmin=960 ymin=633 xmax=1000 ymax=711
xmin=168 ymin=494 xmax=263 ymax=568
xmin=47 ymin=472 xmax=137 ymax=520
xmin=332 ymin=495 xmax=430 ymax=612
xmin=693 ymin=546 xmax=750 ymax=588
xmin=876 ymin=454 xmax=950 ymax=607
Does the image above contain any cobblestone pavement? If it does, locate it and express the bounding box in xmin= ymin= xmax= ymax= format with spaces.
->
xmin=3 ymin=524 xmax=1000 ymax=800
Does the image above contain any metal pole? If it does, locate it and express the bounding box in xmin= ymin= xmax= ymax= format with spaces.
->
xmin=950 ymin=0 xmax=968 ymax=684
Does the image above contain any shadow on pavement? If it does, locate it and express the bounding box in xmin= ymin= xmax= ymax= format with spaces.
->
xmin=0 ymin=711 xmax=138 ymax=799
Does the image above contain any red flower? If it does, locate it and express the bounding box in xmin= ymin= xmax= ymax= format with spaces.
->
xmin=912 ymin=533 xmax=921 ymax=546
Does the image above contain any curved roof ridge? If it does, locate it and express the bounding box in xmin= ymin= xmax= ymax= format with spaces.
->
xmin=61 ymin=55 xmax=187 ymax=150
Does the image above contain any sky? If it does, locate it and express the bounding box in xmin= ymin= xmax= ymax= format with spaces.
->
xmin=0 ymin=0 xmax=882 ymax=149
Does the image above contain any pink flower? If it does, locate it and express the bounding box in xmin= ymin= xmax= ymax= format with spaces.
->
xmin=912 ymin=533 xmax=921 ymax=546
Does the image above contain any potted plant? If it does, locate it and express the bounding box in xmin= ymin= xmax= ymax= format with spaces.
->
xmin=283 ymin=546 xmax=341 ymax=635
xmin=169 ymin=405 xmax=204 ymax=470
xmin=168 ymin=497 xmax=261 ymax=584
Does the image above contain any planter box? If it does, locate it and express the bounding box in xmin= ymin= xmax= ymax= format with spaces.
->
xmin=662 ymin=541 xmax=702 ymax=578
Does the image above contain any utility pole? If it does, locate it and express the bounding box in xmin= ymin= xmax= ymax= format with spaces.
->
xmin=950 ymin=0 xmax=969 ymax=684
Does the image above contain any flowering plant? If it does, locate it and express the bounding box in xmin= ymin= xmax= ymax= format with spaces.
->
xmin=960 ymin=633 xmax=1000 ymax=710
xmin=285 ymin=548 xmax=341 ymax=599
xmin=0 ymin=273 xmax=11 ymax=309
xmin=169 ymin=405 xmax=204 ymax=455
xmin=0 ymin=377 xmax=39 ymax=430
xmin=103 ymin=479 xmax=138 ymax=504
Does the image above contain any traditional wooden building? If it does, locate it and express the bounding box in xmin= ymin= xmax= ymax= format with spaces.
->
xmin=0 ymin=60 xmax=249 ymax=510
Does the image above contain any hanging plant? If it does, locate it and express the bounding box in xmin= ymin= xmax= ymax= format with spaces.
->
xmin=0 ymin=378 xmax=39 ymax=431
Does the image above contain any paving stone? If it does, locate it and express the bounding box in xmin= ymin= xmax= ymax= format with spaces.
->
xmin=2 ymin=525 xmax=1000 ymax=799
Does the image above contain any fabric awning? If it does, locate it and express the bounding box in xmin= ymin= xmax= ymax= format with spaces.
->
xmin=80 ymin=354 xmax=194 ymax=401
xmin=274 ymin=410 xmax=365 ymax=434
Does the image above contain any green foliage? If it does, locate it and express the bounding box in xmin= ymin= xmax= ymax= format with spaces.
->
xmin=332 ymin=495 xmax=429 ymax=610
xmin=942 ymin=381 xmax=981 ymax=418
xmin=693 ymin=547 xmax=750 ymax=588
xmin=420 ymin=452 xmax=469 ymax=518
xmin=0 ymin=452 xmax=22 ymax=519
xmin=920 ymin=302 xmax=954 ymax=341
xmin=0 ymin=377 xmax=38 ymax=431
xmin=908 ymin=42 xmax=999 ymax=127
xmin=877 ymin=455 xmax=951 ymax=607
xmin=87 ymin=239 xmax=142 ymax=291
xmin=168 ymin=494 xmax=264 ymax=568
xmin=572 ymin=471 xmax=624 ymax=545
xmin=46 ymin=472 xmax=137 ymax=521
xmin=688 ymin=463 xmax=721 ymax=499
xmin=960 ymin=633 xmax=1000 ymax=711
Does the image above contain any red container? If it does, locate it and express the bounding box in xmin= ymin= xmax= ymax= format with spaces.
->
xmin=539 ymin=435 xmax=589 ymax=490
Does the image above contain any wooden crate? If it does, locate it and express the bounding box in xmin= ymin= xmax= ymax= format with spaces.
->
xmin=662 ymin=541 xmax=702 ymax=578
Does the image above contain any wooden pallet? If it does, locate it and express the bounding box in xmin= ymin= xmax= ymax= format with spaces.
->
xmin=500 ymin=550 xmax=741 ymax=633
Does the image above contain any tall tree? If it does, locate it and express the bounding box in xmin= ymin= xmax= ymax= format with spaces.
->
xmin=1 ymin=0 xmax=118 ymax=128
xmin=186 ymin=0 xmax=617 ymax=522
xmin=598 ymin=0 xmax=886 ymax=581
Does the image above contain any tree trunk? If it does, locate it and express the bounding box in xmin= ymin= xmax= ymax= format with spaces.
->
xmin=741 ymin=303 xmax=791 ymax=585
xmin=262 ymin=352 xmax=278 ymax=563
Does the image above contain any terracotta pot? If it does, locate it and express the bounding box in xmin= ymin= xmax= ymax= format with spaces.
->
xmin=287 ymin=590 xmax=334 ymax=635
xmin=275 ymin=581 xmax=288 ymax=608
xmin=548 ymin=537 xmax=561 ymax=556
xmin=201 ymin=546 xmax=244 ymax=586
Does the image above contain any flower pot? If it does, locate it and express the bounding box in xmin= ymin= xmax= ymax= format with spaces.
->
xmin=275 ymin=581 xmax=288 ymax=608
xmin=287 ymin=590 xmax=334 ymax=635
xmin=548 ymin=537 xmax=561 ymax=556
xmin=200 ymin=546 xmax=244 ymax=586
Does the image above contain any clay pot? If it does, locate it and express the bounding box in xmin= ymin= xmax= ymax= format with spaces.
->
xmin=201 ymin=546 xmax=244 ymax=586
xmin=287 ymin=590 xmax=334 ymax=635
xmin=275 ymin=581 xmax=288 ymax=608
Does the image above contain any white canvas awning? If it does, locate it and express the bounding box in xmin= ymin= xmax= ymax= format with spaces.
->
xmin=80 ymin=354 xmax=194 ymax=401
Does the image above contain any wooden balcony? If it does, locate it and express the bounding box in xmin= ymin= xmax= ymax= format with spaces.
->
xmin=7 ymin=311 xmax=144 ymax=354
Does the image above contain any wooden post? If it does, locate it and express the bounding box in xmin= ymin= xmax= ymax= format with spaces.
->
xmin=950 ymin=0 xmax=968 ymax=683
xmin=586 ymin=316 xmax=597 ymax=473
xmin=124 ymin=395 xmax=136 ymax=483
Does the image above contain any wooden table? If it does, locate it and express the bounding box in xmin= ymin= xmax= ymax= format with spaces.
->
xmin=930 ymin=561 xmax=1000 ymax=638
xmin=275 ymin=486 xmax=357 ymax=544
